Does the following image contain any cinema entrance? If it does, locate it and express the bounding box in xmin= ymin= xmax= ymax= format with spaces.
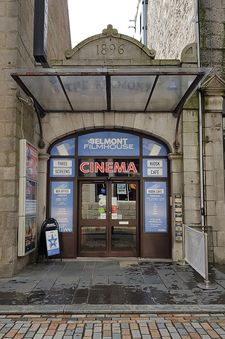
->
xmin=48 ymin=130 xmax=170 ymax=258
xmin=79 ymin=180 xmax=138 ymax=256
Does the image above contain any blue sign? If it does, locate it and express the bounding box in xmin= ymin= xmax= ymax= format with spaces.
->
xmin=50 ymin=158 xmax=75 ymax=177
xmin=78 ymin=131 xmax=140 ymax=156
xmin=143 ymin=139 xmax=168 ymax=156
xmin=46 ymin=229 xmax=60 ymax=256
xmin=143 ymin=158 xmax=167 ymax=177
xmin=50 ymin=138 xmax=75 ymax=156
xmin=51 ymin=181 xmax=74 ymax=232
xmin=144 ymin=181 xmax=167 ymax=232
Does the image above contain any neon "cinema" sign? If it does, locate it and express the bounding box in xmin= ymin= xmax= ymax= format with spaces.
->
xmin=80 ymin=161 xmax=138 ymax=174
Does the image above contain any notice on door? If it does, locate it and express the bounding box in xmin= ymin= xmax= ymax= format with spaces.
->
xmin=144 ymin=181 xmax=167 ymax=232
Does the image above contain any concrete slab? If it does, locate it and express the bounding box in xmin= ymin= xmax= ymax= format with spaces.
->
xmin=0 ymin=260 xmax=224 ymax=313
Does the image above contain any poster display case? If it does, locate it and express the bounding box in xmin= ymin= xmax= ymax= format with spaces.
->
xmin=18 ymin=140 xmax=38 ymax=256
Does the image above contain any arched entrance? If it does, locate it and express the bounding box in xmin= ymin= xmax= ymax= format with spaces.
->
xmin=48 ymin=129 xmax=171 ymax=258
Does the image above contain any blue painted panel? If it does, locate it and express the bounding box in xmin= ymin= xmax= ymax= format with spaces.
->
xmin=51 ymin=181 xmax=74 ymax=232
xmin=78 ymin=132 xmax=140 ymax=156
xmin=50 ymin=138 xmax=75 ymax=156
xmin=143 ymin=158 xmax=167 ymax=177
xmin=50 ymin=158 xmax=75 ymax=177
xmin=143 ymin=138 xmax=167 ymax=156
xmin=144 ymin=181 xmax=168 ymax=233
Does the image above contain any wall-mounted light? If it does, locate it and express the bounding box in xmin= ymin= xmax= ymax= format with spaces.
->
xmin=33 ymin=0 xmax=49 ymax=67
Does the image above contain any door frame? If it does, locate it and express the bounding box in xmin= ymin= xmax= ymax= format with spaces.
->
xmin=47 ymin=129 xmax=171 ymax=259
xmin=78 ymin=178 xmax=140 ymax=257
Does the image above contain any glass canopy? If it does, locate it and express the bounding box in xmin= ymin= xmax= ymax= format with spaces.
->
xmin=11 ymin=67 xmax=207 ymax=115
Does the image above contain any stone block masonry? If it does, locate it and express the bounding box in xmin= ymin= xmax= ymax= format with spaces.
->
xmin=0 ymin=0 xmax=71 ymax=277
xmin=147 ymin=0 xmax=225 ymax=80
xmin=147 ymin=0 xmax=196 ymax=59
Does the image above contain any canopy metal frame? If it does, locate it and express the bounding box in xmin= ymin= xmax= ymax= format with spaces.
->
xmin=11 ymin=67 xmax=208 ymax=149
xmin=11 ymin=67 xmax=206 ymax=117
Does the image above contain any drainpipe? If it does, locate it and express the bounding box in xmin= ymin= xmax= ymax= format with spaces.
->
xmin=196 ymin=0 xmax=205 ymax=228
xmin=142 ymin=0 xmax=148 ymax=46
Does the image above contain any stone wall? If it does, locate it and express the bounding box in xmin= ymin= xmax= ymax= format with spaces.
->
xmin=0 ymin=0 xmax=21 ymax=277
xmin=17 ymin=0 xmax=71 ymax=67
xmin=0 ymin=0 xmax=71 ymax=276
xmin=40 ymin=112 xmax=176 ymax=152
xmin=199 ymin=0 xmax=225 ymax=79
xmin=182 ymin=110 xmax=200 ymax=226
xmin=203 ymin=93 xmax=225 ymax=263
xmin=147 ymin=0 xmax=225 ymax=77
xmin=147 ymin=0 xmax=196 ymax=59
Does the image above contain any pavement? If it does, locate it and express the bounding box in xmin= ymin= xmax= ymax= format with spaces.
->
xmin=0 ymin=259 xmax=224 ymax=314
xmin=1 ymin=260 xmax=225 ymax=338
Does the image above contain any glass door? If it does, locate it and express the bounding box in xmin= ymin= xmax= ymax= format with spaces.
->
xmin=79 ymin=181 xmax=108 ymax=256
xmin=79 ymin=180 xmax=138 ymax=256
xmin=109 ymin=181 xmax=138 ymax=256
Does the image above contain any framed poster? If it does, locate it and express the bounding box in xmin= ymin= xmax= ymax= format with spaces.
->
xmin=50 ymin=181 xmax=74 ymax=232
xmin=25 ymin=179 xmax=37 ymax=215
xmin=20 ymin=140 xmax=38 ymax=181
xmin=18 ymin=140 xmax=38 ymax=256
xmin=144 ymin=181 xmax=168 ymax=233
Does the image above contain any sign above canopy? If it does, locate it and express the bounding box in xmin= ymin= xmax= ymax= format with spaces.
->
xmin=12 ymin=66 xmax=206 ymax=116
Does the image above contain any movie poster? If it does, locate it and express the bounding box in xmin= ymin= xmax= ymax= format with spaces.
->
xmin=51 ymin=181 xmax=74 ymax=232
xmin=144 ymin=181 xmax=167 ymax=233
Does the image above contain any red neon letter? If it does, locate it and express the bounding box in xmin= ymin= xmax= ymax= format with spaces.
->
xmin=105 ymin=162 xmax=113 ymax=173
xmin=80 ymin=162 xmax=89 ymax=174
xmin=127 ymin=162 xmax=137 ymax=173
xmin=113 ymin=162 xmax=127 ymax=173
xmin=95 ymin=162 xmax=105 ymax=173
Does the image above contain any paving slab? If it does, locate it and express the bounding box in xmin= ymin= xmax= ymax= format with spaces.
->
xmin=0 ymin=260 xmax=224 ymax=313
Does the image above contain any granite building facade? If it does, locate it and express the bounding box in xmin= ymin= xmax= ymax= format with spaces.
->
xmin=0 ymin=0 xmax=224 ymax=277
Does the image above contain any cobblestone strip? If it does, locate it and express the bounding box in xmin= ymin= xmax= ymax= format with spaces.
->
xmin=0 ymin=313 xmax=225 ymax=338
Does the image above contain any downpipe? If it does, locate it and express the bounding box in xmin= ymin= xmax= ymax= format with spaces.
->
xmin=196 ymin=0 xmax=205 ymax=228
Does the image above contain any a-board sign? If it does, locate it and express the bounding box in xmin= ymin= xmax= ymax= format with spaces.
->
xmin=45 ymin=229 xmax=60 ymax=257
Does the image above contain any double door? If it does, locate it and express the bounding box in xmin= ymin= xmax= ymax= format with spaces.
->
xmin=79 ymin=180 xmax=138 ymax=256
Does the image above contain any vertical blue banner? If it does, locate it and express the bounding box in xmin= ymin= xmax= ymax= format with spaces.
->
xmin=144 ymin=181 xmax=167 ymax=232
xmin=51 ymin=181 xmax=74 ymax=232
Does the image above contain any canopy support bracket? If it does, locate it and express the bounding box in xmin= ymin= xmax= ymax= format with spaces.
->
xmin=17 ymin=94 xmax=46 ymax=149
xmin=173 ymin=109 xmax=182 ymax=152
xmin=33 ymin=101 xmax=46 ymax=149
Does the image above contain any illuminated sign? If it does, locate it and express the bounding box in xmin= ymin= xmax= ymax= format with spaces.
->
xmin=80 ymin=161 xmax=138 ymax=174
xmin=78 ymin=132 xmax=139 ymax=156
xmin=83 ymin=138 xmax=134 ymax=151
